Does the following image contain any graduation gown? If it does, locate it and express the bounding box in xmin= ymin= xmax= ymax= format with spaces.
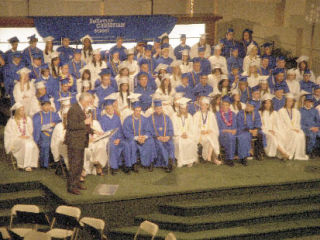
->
xmin=227 ymin=56 xmax=243 ymax=73
xmin=149 ymin=113 xmax=175 ymax=167
xmin=179 ymin=61 xmax=193 ymax=74
xmin=262 ymin=54 xmax=276 ymax=69
xmin=190 ymin=43 xmax=211 ymax=59
xmin=188 ymin=71 xmax=201 ymax=88
xmin=156 ymin=57 xmax=173 ymax=72
xmin=56 ymin=46 xmax=74 ymax=65
xmin=286 ymin=80 xmax=300 ymax=100
xmin=300 ymin=107 xmax=320 ymax=154
xmin=240 ymin=88 xmax=251 ymax=104
xmin=117 ymin=92 xmax=133 ymax=123
xmin=209 ymin=55 xmax=228 ymax=74
xmin=172 ymin=113 xmax=197 ymax=167
xmin=216 ymin=110 xmax=237 ymax=161
xmin=175 ymin=84 xmax=196 ymax=101
xmin=84 ymin=120 xmax=108 ymax=175
xmin=99 ymin=113 xmax=130 ymax=169
xmin=272 ymin=97 xmax=285 ymax=111
xmin=94 ymin=85 xmax=116 ymax=109
xmin=123 ymin=115 xmax=156 ymax=167
xmin=109 ymin=45 xmax=127 ymax=61
xmin=50 ymin=122 xmax=69 ymax=169
xmin=138 ymin=57 xmax=157 ymax=74
xmin=68 ymin=60 xmax=86 ymax=80
xmin=54 ymin=91 xmax=76 ymax=112
xmin=107 ymin=61 xmax=120 ymax=78
xmin=193 ymin=111 xmax=220 ymax=160
xmin=300 ymin=80 xmax=316 ymax=94
xmin=243 ymin=56 xmax=261 ymax=73
xmin=13 ymin=81 xmax=38 ymax=117
xmin=174 ymin=44 xmax=190 ymax=60
xmin=22 ymin=46 xmax=44 ymax=67
xmin=3 ymin=61 xmax=24 ymax=99
xmin=199 ymin=57 xmax=212 ymax=75
xmin=192 ymin=83 xmax=213 ymax=98
xmin=277 ymin=108 xmax=308 ymax=160
xmin=87 ymin=61 xmax=107 ymax=85
xmin=260 ymin=111 xmax=286 ymax=157
xmin=134 ymin=85 xmax=154 ymax=112
xmin=4 ymin=117 xmax=39 ymax=169
xmin=154 ymin=88 xmax=176 ymax=118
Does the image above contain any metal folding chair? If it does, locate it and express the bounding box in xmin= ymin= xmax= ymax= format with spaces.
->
xmin=134 ymin=220 xmax=159 ymax=240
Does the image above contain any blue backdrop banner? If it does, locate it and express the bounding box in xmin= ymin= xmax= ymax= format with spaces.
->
xmin=33 ymin=15 xmax=177 ymax=43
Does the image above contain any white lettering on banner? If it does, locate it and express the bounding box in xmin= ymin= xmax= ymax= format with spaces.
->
xmin=89 ymin=18 xmax=126 ymax=34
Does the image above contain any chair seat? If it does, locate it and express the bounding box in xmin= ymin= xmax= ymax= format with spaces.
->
xmin=47 ymin=228 xmax=74 ymax=238
xmin=80 ymin=217 xmax=104 ymax=230
xmin=0 ymin=227 xmax=10 ymax=239
xmin=10 ymin=227 xmax=33 ymax=237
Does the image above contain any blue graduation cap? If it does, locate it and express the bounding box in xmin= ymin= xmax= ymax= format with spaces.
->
xmin=99 ymin=68 xmax=111 ymax=76
xmin=314 ymin=85 xmax=320 ymax=90
xmin=243 ymin=28 xmax=253 ymax=34
xmin=192 ymin=57 xmax=201 ymax=63
xmin=161 ymin=43 xmax=170 ymax=49
xmin=227 ymin=28 xmax=234 ymax=33
xmin=137 ymin=71 xmax=148 ymax=79
xmin=304 ymin=69 xmax=311 ymax=75
xmin=246 ymin=99 xmax=256 ymax=106
xmin=139 ymin=59 xmax=149 ymax=66
xmin=28 ymin=34 xmax=38 ymax=41
xmin=198 ymin=46 xmax=205 ymax=52
xmin=239 ymin=76 xmax=248 ymax=82
xmin=274 ymin=85 xmax=284 ymax=92
xmin=32 ymin=52 xmax=42 ymax=59
xmin=88 ymin=89 xmax=96 ymax=95
xmin=180 ymin=34 xmax=186 ymax=39
xmin=221 ymin=95 xmax=232 ymax=103
xmin=305 ymin=94 xmax=314 ymax=102
xmin=41 ymin=63 xmax=49 ymax=69
xmin=154 ymin=37 xmax=161 ymax=43
xmin=199 ymin=72 xmax=207 ymax=77
xmin=272 ymin=68 xmax=284 ymax=75
xmin=182 ymin=73 xmax=189 ymax=79
xmin=132 ymin=101 xmax=141 ymax=109
xmin=231 ymin=63 xmax=240 ymax=69
xmin=39 ymin=95 xmax=51 ymax=104
xmin=145 ymin=45 xmax=153 ymax=51
xmin=111 ymin=48 xmax=120 ymax=55
xmin=12 ymin=51 xmax=22 ymax=58
xmin=74 ymin=49 xmax=81 ymax=54
xmin=153 ymin=99 xmax=162 ymax=107
xmin=261 ymin=55 xmax=269 ymax=59
xmin=60 ymin=77 xmax=70 ymax=85
xmin=277 ymin=56 xmax=286 ymax=61
xmin=8 ymin=36 xmax=19 ymax=43
xmin=262 ymin=42 xmax=272 ymax=48
xmin=251 ymin=85 xmax=260 ymax=92
xmin=231 ymin=46 xmax=239 ymax=51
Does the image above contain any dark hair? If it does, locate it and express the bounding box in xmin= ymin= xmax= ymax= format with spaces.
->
xmin=120 ymin=83 xmax=130 ymax=106
xmin=212 ymin=68 xmax=222 ymax=75
xmin=160 ymin=78 xmax=172 ymax=94
xmin=218 ymin=79 xmax=230 ymax=93
xmin=44 ymin=42 xmax=53 ymax=55
xmin=83 ymin=41 xmax=93 ymax=58
xmin=242 ymin=30 xmax=253 ymax=42
xmin=93 ymin=57 xmax=103 ymax=67
xmin=260 ymin=100 xmax=274 ymax=113
xmin=51 ymin=58 xmax=60 ymax=78
xmin=298 ymin=61 xmax=308 ymax=72
xmin=211 ymin=94 xmax=221 ymax=113
xmin=81 ymin=69 xmax=91 ymax=80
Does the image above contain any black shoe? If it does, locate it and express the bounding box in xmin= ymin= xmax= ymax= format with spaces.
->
xmin=224 ymin=160 xmax=234 ymax=167
xmin=149 ymin=163 xmax=154 ymax=172
xmin=133 ymin=164 xmax=139 ymax=173
xmin=165 ymin=167 xmax=172 ymax=173
xmin=123 ymin=167 xmax=130 ymax=174
xmin=241 ymin=158 xmax=248 ymax=166
xmin=168 ymin=158 xmax=174 ymax=171
xmin=111 ymin=169 xmax=118 ymax=175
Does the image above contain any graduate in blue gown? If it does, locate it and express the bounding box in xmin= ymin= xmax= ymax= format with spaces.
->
xmin=33 ymin=95 xmax=61 ymax=168
xmin=22 ymin=35 xmax=44 ymax=67
xmin=300 ymin=69 xmax=316 ymax=93
xmin=148 ymin=100 xmax=175 ymax=172
xmin=35 ymin=64 xmax=56 ymax=97
xmin=174 ymin=34 xmax=191 ymax=60
xmin=94 ymin=68 xmax=118 ymax=92
xmin=261 ymin=42 xmax=276 ymax=69
xmin=99 ymin=96 xmax=132 ymax=174
xmin=259 ymin=56 xmax=271 ymax=76
xmin=272 ymin=85 xmax=285 ymax=111
xmin=3 ymin=51 xmax=24 ymax=101
xmin=238 ymin=29 xmax=260 ymax=58
xmin=250 ymin=85 xmax=261 ymax=110
xmin=53 ymin=78 xmax=76 ymax=111
xmin=216 ymin=96 xmax=237 ymax=166
xmin=29 ymin=53 xmax=42 ymax=80
xmin=138 ymin=45 xmax=157 ymax=74
xmin=109 ymin=36 xmax=127 ymax=62
xmin=220 ymin=28 xmax=238 ymax=58
xmin=272 ymin=68 xmax=289 ymax=93
xmin=188 ymin=59 xmax=202 ymax=88
xmin=238 ymin=76 xmax=251 ymax=103
xmin=156 ymin=43 xmax=173 ymax=71
xmin=227 ymin=47 xmax=243 ymax=73
xmin=56 ymin=37 xmax=74 ymax=65
xmin=134 ymin=72 xmax=154 ymax=112
xmin=192 ymin=73 xmax=213 ymax=98
xmin=136 ymin=60 xmax=157 ymax=91
xmin=198 ymin=48 xmax=211 ymax=75
xmin=68 ymin=49 xmax=86 ymax=80
xmin=94 ymin=69 xmax=116 ymax=108
xmin=175 ymin=73 xmax=196 ymax=101
xmin=313 ymin=85 xmax=320 ymax=107
xmin=123 ymin=99 xmax=156 ymax=170
xmin=236 ymin=100 xmax=265 ymax=165
xmin=4 ymin=36 xmax=20 ymax=64
xmin=300 ymin=94 xmax=320 ymax=157
xmin=107 ymin=50 xmax=121 ymax=77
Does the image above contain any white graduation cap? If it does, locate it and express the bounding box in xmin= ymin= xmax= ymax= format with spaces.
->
xmin=80 ymin=34 xmax=93 ymax=43
xmin=118 ymin=62 xmax=129 ymax=71
xmin=181 ymin=49 xmax=189 ymax=56
xmin=249 ymin=61 xmax=260 ymax=67
xmin=104 ymin=92 xmax=119 ymax=100
xmin=296 ymin=55 xmax=309 ymax=63
xmin=200 ymin=96 xmax=210 ymax=105
xmin=82 ymin=80 xmax=91 ymax=88
xmin=10 ymin=102 xmax=23 ymax=112
xmin=35 ymin=81 xmax=46 ymax=89
xmin=212 ymin=64 xmax=222 ymax=70
xmin=43 ymin=36 xmax=54 ymax=42
xmin=287 ymin=68 xmax=296 ymax=75
xmin=79 ymin=66 xmax=91 ymax=74
xmin=159 ymin=32 xmax=169 ymax=39
xmin=162 ymin=73 xmax=171 ymax=80
xmin=58 ymin=96 xmax=72 ymax=106
xmin=214 ymin=44 xmax=222 ymax=50
xmin=126 ymin=48 xmax=135 ymax=55
xmin=119 ymin=76 xmax=129 ymax=85
xmin=261 ymin=93 xmax=274 ymax=102
xmin=231 ymin=88 xmax=240 ymax=96
xmin=285 ymin=93 xmax=295 ymax=99
xmin=170 ymin=60 xmax=182 ymax=67
xmin=51 ymin=51 xmax=60 ymax=59
xmin=127 ymin=93 xmax=141 ymax=102
xmin=259 ymin=75 xmax=269 ymax=84
xmin=17 ymin=67 xmax=31 ymax=75
xmin=92 ymin=49 xmax=101 ymax=55
xmin=241 ymin=71 xmax=249 ymax=77
xmin=247 ymin=43 xmax=257 ymax=55
xmin=155 ymin=63 xmax=168 ymax=72
xmin=177 ymin=97 xmax=191 ymax=108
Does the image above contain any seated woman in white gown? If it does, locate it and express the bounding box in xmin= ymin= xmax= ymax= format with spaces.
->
xmin=4 ymin=102 xmax=39 ymax=171
xmin=172 ymin=97 xmax=198 ymax=167
xmin=277 ymin=93 xmax=309 ymax=160
xmin=259 ymin=93 xmax=290 ymax=160
xmin=116 ymin=76 xmax=133 ymax=123
xmin=193 ymin=97 xmax=221 ymax=165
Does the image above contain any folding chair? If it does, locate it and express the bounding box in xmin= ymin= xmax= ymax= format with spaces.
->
xmin=47 ymin=205 xmax=81 ymax=240
xmin=134 ymin=220 xmax=159 ymax=240
xmin=80 ymin=217 xmax=107 ymax=240
xmin=24 ymin=230 xmax=51 ymax=240
xmin=0 ymin=227 xmax=10 ymax=240
xmin=7 ymin=152 xmax=17 ymax=170
xmin=165 ymin=232 xmax=176 ymax=240
xmin=9 ymin=204 xmax=46 ymax=238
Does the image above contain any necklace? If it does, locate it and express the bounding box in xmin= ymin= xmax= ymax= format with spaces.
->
xmin=152 ymin=113 xmax=167 ymax=137
xmin=220 ymin=109 xmax=233 ymax=126
xmin=17 ymin=118 xmax=26 ymax=136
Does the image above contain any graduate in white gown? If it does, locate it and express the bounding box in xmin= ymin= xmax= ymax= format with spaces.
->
xmin=208 ymin=44 xmax=228 ymax=74
xmin=259 ymin=93 xmax=290 ymax=159
xmin=87 ymin=49 xmax=107 ymax=84
xmin=172 ymin=97 xmax=197 ymax=167
xmin=4 ymin=103 xmax=39 ymax=171
xmin=117 ymin=77 xmax=133 ymax=122
xmin=243 ymin=44 xmax=261 ymax=73
xmin=286 ymin=68 xmax=300 ymax=100
xmin=13 ymin=67 xmax=38 ymax=117
xmin=50 ymin=107 xmax=69 ymax=169
xmin=193 ymin=97 xmax=221 ymax=164
xmin=277 ymin=93 xmax=309 ymax=160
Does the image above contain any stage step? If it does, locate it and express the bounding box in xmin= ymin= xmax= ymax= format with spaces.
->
xmin=159 ymin=188 xmax=320 ymax=216
xmin=135 ymin=202 xmax=320 ymax=232
xmin=109 ymin=217 xmax=320 ymax=240
xmin=0 ymin=181 xmax=42 ymax=193
xmin=0 ymin=189 xmax=47 ymax=209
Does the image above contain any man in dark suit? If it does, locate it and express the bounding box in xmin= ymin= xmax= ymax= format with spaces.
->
xmin=65 ymin=92 xmax=94 ymax=195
